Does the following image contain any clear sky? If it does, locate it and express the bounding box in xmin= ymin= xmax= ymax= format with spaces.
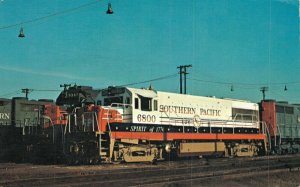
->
xmin=0 ymin=0 xmax=299 ymax=103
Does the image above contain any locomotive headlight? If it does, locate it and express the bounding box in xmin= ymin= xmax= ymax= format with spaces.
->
xmin=165 ymin=144 xmax=172 ymax=153
xmin=72 ymin=144 xmax=80 ymax=154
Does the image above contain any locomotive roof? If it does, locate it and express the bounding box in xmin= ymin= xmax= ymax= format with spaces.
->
xmin=126 ymin=87 xmax=255 ymax=104
xmin=0 ymin=98 xmax=11 ymax=101
xmin=262 ymin=99 xmax=300 ymax=107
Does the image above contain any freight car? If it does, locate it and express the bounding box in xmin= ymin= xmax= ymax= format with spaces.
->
xmin=62 ymin=86 xmax=268 ymax=164
xmin=261 ymin=100 xmax=300 ymax=154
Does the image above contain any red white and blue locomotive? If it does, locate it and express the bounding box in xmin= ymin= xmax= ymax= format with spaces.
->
xmin=60 ymin=86 xmax=268 ymax=164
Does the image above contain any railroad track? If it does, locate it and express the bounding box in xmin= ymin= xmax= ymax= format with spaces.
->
xmin=1 ymin=155 xmax=300 ymax=186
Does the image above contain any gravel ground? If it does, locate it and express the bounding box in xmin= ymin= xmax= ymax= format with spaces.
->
xmin=1 ymin=156 xmax=300 ymax=187
xmin=162 ymin=170 xmax=300 ymax=187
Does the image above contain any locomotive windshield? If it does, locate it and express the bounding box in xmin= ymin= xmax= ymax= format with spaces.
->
xmin=104 ymin=96 xmax=123 ymax=106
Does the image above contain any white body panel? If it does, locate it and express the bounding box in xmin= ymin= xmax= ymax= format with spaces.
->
xmin=96 ymin=87 xmax=259 ymax=129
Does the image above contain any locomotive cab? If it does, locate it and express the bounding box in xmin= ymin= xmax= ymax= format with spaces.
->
xmin=96 ymin=86 xmax=158 ymax=124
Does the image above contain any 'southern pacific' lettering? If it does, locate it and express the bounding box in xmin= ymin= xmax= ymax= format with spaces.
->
xmin=159 ymin=105 xmax=196 ymax=115
xmin=159 ymin=105 xmax=221 ymax=117
xmin=199 ymin=109 xmax=221 ymax=116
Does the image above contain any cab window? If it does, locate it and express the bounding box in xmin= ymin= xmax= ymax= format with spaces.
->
xmin=140 ymin=96 xmax=152 ymax=111
xmin=126 ymin=97 xmax=130 ymax=104
xmin=104 ymin=96 xmax=123 ymax=106
xmin=135 ymin=98 xmax=139 ymax=109
xmin=154 ymin=100 xmax=158 ymax=111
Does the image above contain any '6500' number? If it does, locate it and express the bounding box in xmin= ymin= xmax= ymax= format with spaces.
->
xmin=137 ymin=114 xmax=156 ymax=123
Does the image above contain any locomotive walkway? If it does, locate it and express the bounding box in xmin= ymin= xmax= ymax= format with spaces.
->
xmin=0 ymin=154 xmax=300 ymax=186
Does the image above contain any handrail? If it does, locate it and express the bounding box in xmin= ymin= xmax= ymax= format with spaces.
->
xmin=162 ymin=116 xmax=257 ymax=127
xmin=110 ymin=103 xmax=132 ymax=109
xmin=64 ymin=115 xmax=69 ymax=135
xmin=68 ymin=114 xmax=71 ymax=133
xmin=82 ymin=114 xmax=85 ymax=132
xmin=261 ymin=121 xmax=272 ymax=152
xmin=103 ymin=103 xmax=133 ymax=136
xmin=94 ymin=111 xmax=100 ymax=132
xmin=63 ymin=107 xmax=81 ymax=134
xmin=159 ymin=112 xmax=261 ymax=135
xmin=42 ymin=115 xmax=55 ymax=143
xmin=232 ymin=113 xmax=258 ymax=123
xmin=262 ymin=120 xmax=277 ymax=147
xmin=72 ymin=107 xmax=81 ymax=127
xmin=78 ymin=111 xmax=100 ymax=133
xmin=106 ymin=107 xmax=112 ymax=138
xmin=41 ymin=115 xmax=54 ymax=126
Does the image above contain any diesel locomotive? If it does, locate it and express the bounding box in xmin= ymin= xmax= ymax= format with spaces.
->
xmin=60 ymin=86 xmax=268 ymax=164
xmin=261 ymin=100 xmax=300 ymax=154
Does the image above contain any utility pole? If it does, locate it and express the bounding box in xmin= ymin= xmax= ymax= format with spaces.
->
xmin=22 ymin=88 xmax=33 ymax=99
xmin=177 ymin=64 xmax=192 ymax=94
xmin=60 ymin=84 xmax=71 ymax=91
xmin=260 ymin=86 xmax=268 ymax=100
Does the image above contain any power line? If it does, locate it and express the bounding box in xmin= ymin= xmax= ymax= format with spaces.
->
xmin=0 ymin=0 xmax=101 ymax=30
xmin=0 ymin=74 xmax=177 ymax=99
xmin=188 ymin=78 xmax=232 ymax=85
xmin=188 ymin=77 xmax=300 ymax=86
xmin=0 ymin=90 xmax=22 ymax=98
xmin=22 ymin=88 xmax=62 ymax=98
xmin=33 ymin=89 xmax=61 ymax=92
xmin=119 ymin=73 xmax=178 ymax=87
xmin=0 ymin=88 xmax=62 ymax=99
